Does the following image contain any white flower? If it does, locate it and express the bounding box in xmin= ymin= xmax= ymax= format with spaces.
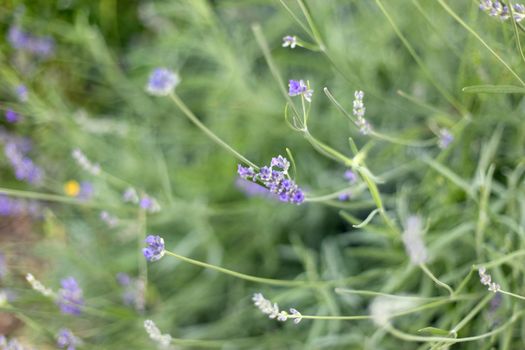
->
xmin=144 ymin=320 xmax=172 ymax=349
xmin=26 ymin=273 xmax=54 ymax=298
xmin=402 ymin=215 xmax=428 ymax=265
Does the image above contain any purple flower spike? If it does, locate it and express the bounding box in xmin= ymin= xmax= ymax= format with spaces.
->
xmin=5 ymin=109 xmax=20 ymax=123
xmin=57 ymin=277 xmax=84 ymax=315
xmin=146 ymin=68 xmax=180 ymax=96
xmin=143 ymin=235 xmax=165 ymax=262
xmin=57 ymin=328 xmax=82 ymax=350
xmin=236 ymin=155 xmax=305 ymax=205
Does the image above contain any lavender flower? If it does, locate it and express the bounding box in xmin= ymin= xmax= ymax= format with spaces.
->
xmin=282 ymin=35 xmax=297 ymax=49
xmin=5 ymin=109 xmax=20 ymax=123
xmin=288 ymin=79 xmax=313 ymax=102
xmin=0 ymin=195 xmax=41 ymax=218
xmin=479 ymin=1 xmax=522 ymax=21
xmin=144 ymin=320 xmax=172 ymax=348
xmin=338 ymin=192 xmax=351 ymax=201
xmin=57 ymin=277 xmax=84 ymax=315
xmin=344 ymin=169 xmax=357 ymax=183
xmin=235 ymin=177 xmax=275 ymax=198
xmin=0 ymin=336 xmax=36 ymax=350
xmin=117 ymin=273 xmax=145 ymax=311
xmin=438 ymin=128 xmax=453 ymax=149
xmin=401 ymin=215 xmax=428 ymax=265
xmin=4 ymin=142 xmax=43 ymax=184
xmin=139 ymin=194 xmax=161 ymax=213
xmin=146 ymin=68 xmax=180 ymax=96
xmin=72 ymin=148 xmax=100 ymax=175
xmin=143 ymin=235 xmax=166 ymax=262
xmin=77 ymin=181 xmax=94 ymax=200
xmin=478 ymin=267 xmax=501 ymax=293
xmin=252 ymin=293 xmax=302 ymax=324
xmin=57 ymin=328 xmax=81 ymax=350
xmin=353 ymin=90 xmax=371 ymax=134
xmin=123 ymin=187 xmax=139 ymax=203
xmin=7 ymin=25 xmax=54 ymax=58
xmin=237 ymin=156 xmax=305 ymax=205
xmin=16 ymin=85 xmax=28 ymax=102
xmin=100 ymin=211 xmax=119 ymax=227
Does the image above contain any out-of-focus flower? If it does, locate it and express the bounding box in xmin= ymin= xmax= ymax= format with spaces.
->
xmin=57 ymin=277 xmax=84 ymax=315
xmin=144 ymin=319 xmax=172 ymax=348
xmin=143 ymin=235 xmax=165 ymax=262
xmin=438 ymin=128 xmax=453 ymax=149
xmin=402 ymin=215 xmax=428 ymax=265
xmin=16 ymin=85 xmax=28 ymax=102
xmin=282 ymin=35 xmax=297 ymax=48
xmin=252 ymin=293 xmax=302 ymax=324
xmin=146 ymin=68 xmax=180 ymax=96
xmin=5 ymin=109 xmax=20 ymax=123
xmin=57 ymin=328 xmax=82 ymax=350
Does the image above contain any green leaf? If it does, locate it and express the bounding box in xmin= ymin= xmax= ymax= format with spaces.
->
xmin=462 ymin=85 xmax=525 ymax=94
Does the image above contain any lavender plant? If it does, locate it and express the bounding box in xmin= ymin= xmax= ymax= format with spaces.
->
xmin=2 ymin=1 xmax=525 ymax=349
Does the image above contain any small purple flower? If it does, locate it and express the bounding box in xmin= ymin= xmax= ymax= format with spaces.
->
xmin=288 ymin=79 xmax=313 ymax=102
xmin=57 ymin=328 xmax=81 ymax=350
xmin=57 ymin=277 xmax=84 ymax=315
xmin=146 ymin=68 xmax=180 ymax=96
xmin=344 ymin=170 xmax=357 ymax=184
xmin=338 ymin=192 xmax=351 ymax=201
xmin=5 ymin=109 xmax=20 ymax=123
xmin=282 ymin=35 xmax=297 ymax=48
xmin=7 ymin=25 xmax=28 ymax=50
xmin=143 ymin=235 xmax=165 ymax=262
xmin=4 ymin=141 xmax=43 ymax=184
xmin=116 ymin=272 xmax=131 ymax=286
xmin=438 ymin=128 xmax=453 ymax=149
xmin=123 ymin=187 xmax=139 ymax=203
xmin=100 ymin=211 xmax=118 ymax=227
xmin=270 ymin=155 xmax=290 ymax=173
xmin=235 ymin=177 xmax=275 ymax=198
xmin=77 ymin=181 xmax=94 ymax=201
xmin=16 ymin=85 xmax=28 ymax=102
xmin=7 ymin=24 xmax=55 ymax=58
xmin=139 ymin=194 xmax=161 ymax=213
xmin=237 ymin=164 xmax=255 ymax=179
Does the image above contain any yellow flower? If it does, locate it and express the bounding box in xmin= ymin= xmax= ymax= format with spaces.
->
xmin=64 ymin=180 xmax=80 ymax=197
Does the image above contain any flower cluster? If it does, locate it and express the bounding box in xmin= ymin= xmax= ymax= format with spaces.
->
xmin=479 ymin=1 xmax=525 ymax=22
xmin=282 ymin=35 xmax=297 ymax=49
xmin=0 ymin=195 xmax=42 ymax=218
xmin=4 ymin=141 xmax=43 ymax=184
xmin=144 ymin=319 xmax=172 ymax=348
xmin=401 ymin=215 xmax=428 ymax=265
xmin=7 ymin=25 xmax=55 ymax=58
xmin=116 ymin=273 xmax=145 ymax=311
xmin=252 ymin=293 xmax=302 ymax=324
xmin=438 ymin=128 xmax=453 ymax=149
xmin=353 ymin=90 xmax=371 ymax=135
xmin=143 ymin=235 xmax=166 ymax=262
xmin=57 ymin=277 xmax=84 ymax=315
xmin=146 ymin=68 xmax=180 ymax=96
xmin=288 ymin=79 xmax=313 ymax=102
xmin=235 ymin=177 xmax=274 ymax=198
xmin=237 ymin=156 xmax=305 ymax=204
xmin=479 ymin=267 xmax=501 ymax=293
xmin=72 ymin=148 xmax=100 ymax=175
xmin=56 ymin=329 xmax=81 ymax=350
xmin=26 ymin=273 xmax=54 ymax=298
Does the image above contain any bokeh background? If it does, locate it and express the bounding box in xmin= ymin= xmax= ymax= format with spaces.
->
xmin=1 ymin=0 xmax=525 ymax=349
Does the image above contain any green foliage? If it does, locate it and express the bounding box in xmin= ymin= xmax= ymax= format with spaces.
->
xmin=1 ymin=0 xmax=525 ymax=349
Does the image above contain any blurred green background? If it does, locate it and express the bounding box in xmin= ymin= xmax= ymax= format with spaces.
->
xmin=1 ymin=0 xmax=525 ymax=349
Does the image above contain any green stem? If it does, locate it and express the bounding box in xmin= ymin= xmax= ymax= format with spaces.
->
xmin=169 ymin=93 xmax=258 ymax=169
xmin=419 ymin=263 xmax=454 ymax=296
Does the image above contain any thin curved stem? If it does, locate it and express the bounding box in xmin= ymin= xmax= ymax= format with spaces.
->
xmin=169 ymin=93 xmax=258 ymax=169
xmin=419 ymin=263 xmax=454 ymax=296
